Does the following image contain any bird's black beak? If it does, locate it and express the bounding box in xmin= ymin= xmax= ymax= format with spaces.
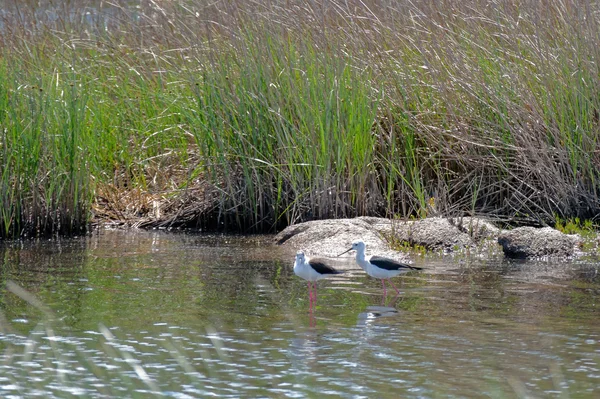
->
xmin=337 ymin=248 xmax=352 ymax=257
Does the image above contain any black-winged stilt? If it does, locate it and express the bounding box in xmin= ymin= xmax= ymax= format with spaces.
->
xmin=294 ymin=251 xmax=342 ymax=302
xmin=338 ymin=240 xmax=421 ymax=295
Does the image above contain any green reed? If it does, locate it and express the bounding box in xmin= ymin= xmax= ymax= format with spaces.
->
xmin=184 ymin=36 xmax=380 ymax=229
xmin=1 ymin=0 xmax=599 ymax=237
xmin=0 ymin=58 xmax=90 ymax=237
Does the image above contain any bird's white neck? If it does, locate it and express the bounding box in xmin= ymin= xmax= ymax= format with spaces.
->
xmin=356 ymin=248 xmax=366 ymax=261
xmin=355 ymin=248 xmax=369 ymax=269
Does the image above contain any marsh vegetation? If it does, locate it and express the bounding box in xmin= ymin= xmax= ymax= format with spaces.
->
xmin=2 ymin=0 xmax=600 ymax=238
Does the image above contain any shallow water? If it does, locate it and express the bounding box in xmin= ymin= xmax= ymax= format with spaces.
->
xmin=0 ymin=230 xmax=599 ymax=398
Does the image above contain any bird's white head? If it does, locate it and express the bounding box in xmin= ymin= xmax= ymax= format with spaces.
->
xmin=351 ymin=240 xmax=366 ymax=253
xmin=337 ymin=240 xmax=366 ymax=257
xmin=295 ymin=251 xmax=305 ymax=262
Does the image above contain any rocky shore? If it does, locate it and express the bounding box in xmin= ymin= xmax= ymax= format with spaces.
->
xmin=275 ymin=217 xmax=590 ymax=260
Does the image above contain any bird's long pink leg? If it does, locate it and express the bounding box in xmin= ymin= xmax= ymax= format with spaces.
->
xmin=381 ymin=279 xmax=387 ymax=296
xmin=313 ymin=282 xmax=317 ymax=302
xmin=388 ymin=279 xmax=400 ymax=295
xmin=308 ymin=281 xmax=313 ymax=302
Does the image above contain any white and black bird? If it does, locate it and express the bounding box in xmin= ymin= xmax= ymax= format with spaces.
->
xmin=294 ymin=251 xmax=342 ymax=302
xmin=338 ymin=240 xmax=421 ymax=295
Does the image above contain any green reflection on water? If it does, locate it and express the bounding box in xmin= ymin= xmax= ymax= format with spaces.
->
xmin=0 ymin=230 xmax=599 ymax=398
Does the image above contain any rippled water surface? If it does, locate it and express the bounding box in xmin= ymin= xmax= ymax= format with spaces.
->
xmin=1 ymin=230 xmax=599 ymax=398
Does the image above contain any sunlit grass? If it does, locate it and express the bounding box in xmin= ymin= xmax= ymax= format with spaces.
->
xmin=1 ymin=0 xmax=600 ymax=238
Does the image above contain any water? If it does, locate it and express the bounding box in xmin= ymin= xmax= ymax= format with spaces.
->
xmin=0 ymin=230 xmax=599 ymax=398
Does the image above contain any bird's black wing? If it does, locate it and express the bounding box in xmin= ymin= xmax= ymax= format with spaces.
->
xmin=309 ymin=259 xmax=343 ymax=275
xmin=369 ymin=256 xmax=422 ymax=271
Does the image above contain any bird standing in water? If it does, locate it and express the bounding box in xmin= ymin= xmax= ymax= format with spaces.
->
xmin=294 ymin=251 xmax=342 ymax=302
xmin=338 ymin=240 xmax=421 ymax=295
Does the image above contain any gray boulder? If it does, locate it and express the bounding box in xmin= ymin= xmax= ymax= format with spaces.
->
xmin=274 ymin=217 xmax=408 ymax=261
xmin=497 ymin=226 xmax=580 ymax=259
xmin=391 ymin=217 xmax=500 ymax=251
xmin=276 ymin=216 xmax=586 ymax=260
xmin=274 ymin=216 xmax=501 ymax=258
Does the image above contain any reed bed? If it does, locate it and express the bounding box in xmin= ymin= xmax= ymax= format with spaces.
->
xmin=1 ymin=0 xmax=599 ymax=237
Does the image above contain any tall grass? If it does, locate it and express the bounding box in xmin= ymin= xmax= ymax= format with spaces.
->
xmin=1 ymin=0 xmax=599 ymax=237
xmin=0 ymin=57 xmax=91 ymax=237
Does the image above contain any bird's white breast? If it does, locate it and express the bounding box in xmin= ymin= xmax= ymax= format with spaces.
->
xmin=294 ymin=260 xmax=320 ymax=281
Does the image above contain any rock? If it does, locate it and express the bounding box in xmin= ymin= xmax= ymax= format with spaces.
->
xmin=497 ymin=226 xmax=580 ymax=259
xmin=274 ymin=216 xmax=501 ymax=258
xmin=274 ymin=217 xmax=408 ymax=261
xmin=456 ymin=217 xmax=502 ymax=241
xmin=277 ymin=217 xmax=586 ymax=260
xmin=391 ymin=217 xmax=500 ymax=251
